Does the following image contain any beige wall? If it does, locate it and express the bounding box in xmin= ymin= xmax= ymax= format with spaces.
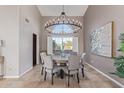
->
xmin=19 ymin=5 xmax=42 ymax=75
xmin=40 ymin=16 xmax=84 ymax=53
xmin=0 ymin=6 xmax=19 ymax=77
xmin=0 ymin=5 xmax=42 ymax=77
xmin=84 ymin=5 xmax=124 ymax=86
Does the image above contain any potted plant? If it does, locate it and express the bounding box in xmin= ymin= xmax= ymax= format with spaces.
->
xmin=111 ymin=33 xmax=124 ymax=78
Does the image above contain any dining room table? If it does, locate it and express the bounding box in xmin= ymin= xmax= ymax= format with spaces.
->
xmin=52 ymin=54 xmax=69 ymax=79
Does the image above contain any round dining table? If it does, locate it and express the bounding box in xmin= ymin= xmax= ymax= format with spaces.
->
xmin=52 ymin=55 xmax=69 ymax=79
xmin=52 ymin=55 xmax=68 ymax=64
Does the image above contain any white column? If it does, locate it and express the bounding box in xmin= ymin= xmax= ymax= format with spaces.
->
xmin=72 ymin=37 xmax=78 ymax=52
xmin=47 ymin=36 xmax=53 ymax=55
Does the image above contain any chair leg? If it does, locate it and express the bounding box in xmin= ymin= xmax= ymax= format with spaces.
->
xmin=68 ymin=71 xmax=70 ymax=87
xmin=51 ymin=73 xmax=53 ymax=85
xmin=77 ymin=72 xmax=79 ymax=83
xmin=51 ymin=70 xmax=53 ymax=85
xmin=41 ymin=67 xmax=44 ymax=75
xmin=82 ymin=68 xmax=84 ymax=78
xmin=44 ymin=71 xmax=47 ymax=81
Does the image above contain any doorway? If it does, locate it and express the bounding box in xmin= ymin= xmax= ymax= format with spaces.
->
xmin=33 ymin=33 xmax=37 ymax=67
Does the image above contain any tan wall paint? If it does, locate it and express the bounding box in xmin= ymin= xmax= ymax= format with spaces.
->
xmin=0 ymin=5 xmax=42 ymax=77
xmin=0 ymin=6 xmax=19 ymax=76
xmin=84 ymin=5 xmax=124 ymax=85
xmin=19 ymin=5 xmax=42 ymax=75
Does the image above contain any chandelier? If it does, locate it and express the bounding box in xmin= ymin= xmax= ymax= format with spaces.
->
xmin=44 ymin=6 xmax=82 ymax=35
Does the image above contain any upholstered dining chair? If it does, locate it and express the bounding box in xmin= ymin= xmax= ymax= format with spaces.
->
xmin=44 ymin=55 xmax=58 ymax=85
xmin=80 ymin=53 xmax=86 ymax=77
xmin=64 ymin=55 xmax=80 ymax=86
xmin=40 ymin=52 xmax=46 ymax=75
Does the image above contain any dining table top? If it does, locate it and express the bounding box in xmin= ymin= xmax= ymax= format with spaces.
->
xmin=51 ymin=53 xmax=81 ymax=64
xmin=52 ymin=55 xmax=69 ymax=64
xmin=52 ymin=55 xmax=68 ymax=60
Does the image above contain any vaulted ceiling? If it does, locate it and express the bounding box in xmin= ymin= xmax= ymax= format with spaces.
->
xmin=37 ymin=5 xmax=88 ymax=16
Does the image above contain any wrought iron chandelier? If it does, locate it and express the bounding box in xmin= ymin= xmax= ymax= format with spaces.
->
xmin=44 ymin=6 xmax=82 ymax=35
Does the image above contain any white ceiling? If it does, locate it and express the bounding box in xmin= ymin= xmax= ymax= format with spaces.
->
xmin=37 ymin=5 xmax=88 ymax=16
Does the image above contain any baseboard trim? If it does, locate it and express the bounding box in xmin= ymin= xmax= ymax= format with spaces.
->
xmin=19 ymin=67 xmax=33 ymax=77
xmin=4 ymin=76 xmax=20 ymax=78
xmin=4 ymin=67 xmax=33 ymax=78
xmin=85 ymin=62 xmax=124 ymax=88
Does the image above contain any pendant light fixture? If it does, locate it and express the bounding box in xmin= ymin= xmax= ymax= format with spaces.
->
xmin=44 ymin=5 xmax=82 ymax=35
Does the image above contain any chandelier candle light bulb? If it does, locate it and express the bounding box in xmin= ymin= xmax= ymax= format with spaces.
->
xmin=44 ymin=6 xmax=82 ymax=35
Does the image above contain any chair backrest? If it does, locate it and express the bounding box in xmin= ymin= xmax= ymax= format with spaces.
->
xmin=68 ymin=55 xmax=80 ymax=70
xmin=81 ymin=53 xmax=86 ymax=63
xmin=40 ymin=52 xmax=46 ymax=63
xmin=44 ymin=55 xmax=53 ymax=69
xmin=70 ymin=52 xmax=77 ymax=55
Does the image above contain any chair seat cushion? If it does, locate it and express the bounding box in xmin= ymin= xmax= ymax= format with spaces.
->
xmin=63 ymin=67 xmax=78 ymax=75
xmin=46 ymin=66 xmax=60 ymax=73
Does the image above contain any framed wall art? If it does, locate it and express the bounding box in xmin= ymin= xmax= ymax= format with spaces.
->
xmin=90 ymin=22 xmax=113 ymax=57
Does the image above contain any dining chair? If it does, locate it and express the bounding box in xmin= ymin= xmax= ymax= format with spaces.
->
xmin=44 ymin=55 xmax=58 ymax=85
xmin=80 ymin=53 xmax=86 ymax=77
xmin=40 ymin=52 xmax=46 ymax=75
xmin=64 ymin=55 xmax=80 ymax=86
xmin=70 ymin=51 xmax=77 ymax=55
